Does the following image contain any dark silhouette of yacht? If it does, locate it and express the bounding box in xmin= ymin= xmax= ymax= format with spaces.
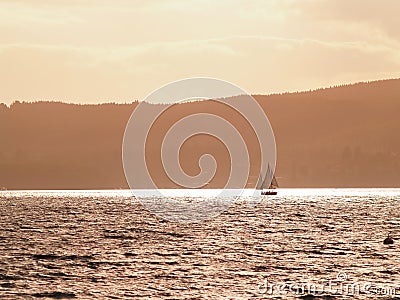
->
xmin=256 ymin=164 xmax=278 ymax=195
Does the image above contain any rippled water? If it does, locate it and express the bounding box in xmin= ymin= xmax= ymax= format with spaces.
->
xmin=1 ymin=189 xmax=400 ymax=299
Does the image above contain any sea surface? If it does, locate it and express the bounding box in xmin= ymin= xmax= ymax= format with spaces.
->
xmin=0 ymin=189 xmax=400 ymax=299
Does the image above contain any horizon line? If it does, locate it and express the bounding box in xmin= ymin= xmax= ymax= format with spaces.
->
xmin=1 ymin=77 xmax=398 ymax=107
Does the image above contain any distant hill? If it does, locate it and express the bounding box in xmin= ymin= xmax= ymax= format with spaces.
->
xmin=1 ymin=79 xmax=399 ymax=189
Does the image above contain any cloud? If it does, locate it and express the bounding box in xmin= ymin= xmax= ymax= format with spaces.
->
xmin=0 ymin=0 xmax=399 ymax=104
xmin=1 ymin=35 xmax=399 ymax=104
xmin=290 ymin=0 xmax=400 ymax=41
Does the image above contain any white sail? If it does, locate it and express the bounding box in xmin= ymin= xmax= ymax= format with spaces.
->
xmin=256 ymin=173 xmax=263 ymax=190
xmin=260 ymin=164 xmax=271 ymax=189
xmin=257 ymin=164 xmax=278 ymax=190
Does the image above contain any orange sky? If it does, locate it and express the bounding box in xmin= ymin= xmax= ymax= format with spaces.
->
xmin=1 ymin=0 xmax=399 ymax=105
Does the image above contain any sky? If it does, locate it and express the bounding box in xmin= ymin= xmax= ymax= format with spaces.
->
xmin=0 ymin=0 xmax=399 ymax=105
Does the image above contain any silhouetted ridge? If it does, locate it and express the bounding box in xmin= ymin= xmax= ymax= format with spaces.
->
xmin=1 ymin=78 xmax=399 ymax=189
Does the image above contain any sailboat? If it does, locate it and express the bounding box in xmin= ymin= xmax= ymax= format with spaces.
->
xmin=256 ymin=164 xmax=278 ymax=195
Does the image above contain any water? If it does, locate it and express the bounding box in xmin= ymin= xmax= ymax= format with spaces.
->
xmin=0 ymin=189 xmax=400 ymax=299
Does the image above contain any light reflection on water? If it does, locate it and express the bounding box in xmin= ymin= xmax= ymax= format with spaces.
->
xmin=2 ymin=188 xmax=400 ymax=197
xmin=0 ymin=189 xmax=399 ymax=299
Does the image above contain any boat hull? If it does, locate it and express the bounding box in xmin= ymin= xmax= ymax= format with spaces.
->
xmin=261 ymin=190 xmax=278 ymax=195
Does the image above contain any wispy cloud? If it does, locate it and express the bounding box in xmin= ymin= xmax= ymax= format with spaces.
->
xmin=0 ymin=0 xmax=399 ymax=104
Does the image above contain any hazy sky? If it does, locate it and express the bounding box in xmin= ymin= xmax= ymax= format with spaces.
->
xmin=1 ymin=0 xmax=399 ymax=104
